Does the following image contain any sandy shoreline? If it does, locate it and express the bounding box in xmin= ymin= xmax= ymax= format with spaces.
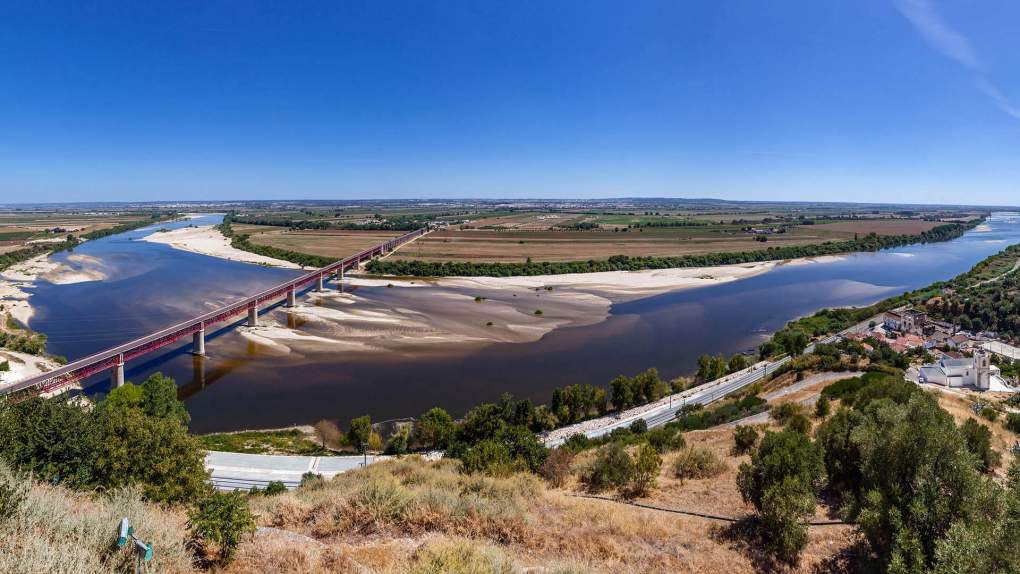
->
xmin=141 ymin=225 xmax=303 ymax=269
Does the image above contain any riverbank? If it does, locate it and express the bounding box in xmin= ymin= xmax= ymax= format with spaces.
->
xmin=140 ymin=225 xmax=303 ymax=269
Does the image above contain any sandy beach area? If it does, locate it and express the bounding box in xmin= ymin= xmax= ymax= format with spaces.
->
xmin=0 ymin=349 xmax=61 ymax=392
xmin=141 ymin=225 xmax=303 ymax=269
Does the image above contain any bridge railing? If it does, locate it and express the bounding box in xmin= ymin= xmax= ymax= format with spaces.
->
xmin=2 ymin=226 xmax=429 ymax=398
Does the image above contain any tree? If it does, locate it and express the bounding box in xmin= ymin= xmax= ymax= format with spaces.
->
xmin=188 ymin=491 xmax=256 ymax=564
xmin=814 ymin=395 xmax=831 ymax=419
xmin=960 ymin=418 xmax=1001 ymax=473
xmin=737 ymin=429 xmax=822 ymax=564
xmin=414 ymin=407 xmax=455 ymax=449
xmin=854 ymin=394 xmax=980 ymax=571
xmin=347 ymin=415 xmax=373 ymax=452
xmin=312 ymin=419 xmax=342 ymax=450
xmin=629 ymin=444 xmax=662 ymax=497
xmin=94 ymin=403 xmax=209 ymax=504
xmin=728 ymin=354 xmax=749 ymax=374
xmin=140 ymin=372 xmax=190 ymax=427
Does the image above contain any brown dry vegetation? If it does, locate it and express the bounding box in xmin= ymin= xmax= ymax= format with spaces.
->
xmin=223 ymin=430 xmax=855 ymax=573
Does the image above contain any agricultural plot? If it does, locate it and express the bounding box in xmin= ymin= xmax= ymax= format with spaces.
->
xmin=391 ymin=218 xmax=945 ymax=263
xmin=246 ymin=228 xmax=404 ymax=259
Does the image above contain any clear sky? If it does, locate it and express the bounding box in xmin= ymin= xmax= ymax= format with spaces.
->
xmin=1 ymin=1 xmax=1018 ymax=205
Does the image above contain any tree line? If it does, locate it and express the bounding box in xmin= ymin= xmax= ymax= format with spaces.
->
xmin=365 ymin=220 xmax=980 ymax=277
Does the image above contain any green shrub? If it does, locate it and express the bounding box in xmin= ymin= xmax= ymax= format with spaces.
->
xmin=960 ymin=418 xmax=1001 ymax=473
xmin=188 ymin=491 xmax=256 ymax=564
xmin=583 ymin=443 xmax=634 ymax=493
xmin=410 ymin=537 xmax=515 ymax=574
xmin=980 ymin=407 xmax=998 ymax=422
xmin=1007 ymin=413 xmax=1020 ymax=434
xmin=347 ymin=415 xmax=373 ymax=452
xmin=786 ymin=413 xmax=811 ymax=435
xmin=733 ymin=425 xmax=759 ymax=454
xmin=646 ymin=426 xmax=685 ymax=453
xmin=415 ymin=407 xmax=455 ymax=449
xmin=0 ymin=360 xmax=9 ymax=372
xmin=461 ymin=440 xmax=513 ymax=475
xmin=629 ymin=419 xmax=648 ymax=434
xmin=770 ymin=402 xmax=802 ymax=426
xmin=629 ymin=444 xmax=662 ymax=497
xmin=673 ymin=446 xmax=726 ymax=483
xmin=263 ymin=481 xmax=287 ymax=496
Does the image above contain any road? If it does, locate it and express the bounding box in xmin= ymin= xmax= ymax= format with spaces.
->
xmin=206 ymin=451 xmax=386 ymax=491
xmin=542 ymin=355 xmax=791 ymax=447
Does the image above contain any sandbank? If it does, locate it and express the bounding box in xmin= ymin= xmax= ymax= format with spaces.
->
xmin=141 ymin=225 xmax=302 ymax=269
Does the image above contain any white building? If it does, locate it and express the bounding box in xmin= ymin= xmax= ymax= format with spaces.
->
xmin=919 ymin=351 xmax=1000 ymax=390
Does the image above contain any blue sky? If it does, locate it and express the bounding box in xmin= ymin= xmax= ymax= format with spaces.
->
xmin=1 ymin=1 xmax=1018 ymax=205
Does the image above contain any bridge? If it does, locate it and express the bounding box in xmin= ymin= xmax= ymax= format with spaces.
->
xmin=2 ymin=227 xmax=429 ymax=399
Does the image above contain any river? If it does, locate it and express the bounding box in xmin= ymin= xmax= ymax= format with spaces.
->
xmin=23 ymin=212 xmax=1020 ymax=433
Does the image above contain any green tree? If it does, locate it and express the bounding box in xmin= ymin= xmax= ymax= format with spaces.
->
xmin=94 ymin=403 xmax=209 ymax=504
xmin=855 ymin=394 xmax=979 ymax=571
xmin=737 ymin=428 xmax=822 ymax=564
xmin=960 ymin=418 xmax=1001 ymax=474
xmin=140 ymin=372 xmax=190 ymax=426
xmin=414 ymin=407 xmax=455 ymax=449
xmin=188 ymin=491 xmax=256 ymax=564
xmin=814 ymin=395 xmax=831 ymax=419
xmin=728 ymin=354 xmax=749 ymax=373
xmin=347 ymin=415 xmax=373 ymax=452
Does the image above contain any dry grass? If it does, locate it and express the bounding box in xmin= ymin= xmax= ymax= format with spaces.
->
xmin=0 ymin=463 xmax=194 ymax=574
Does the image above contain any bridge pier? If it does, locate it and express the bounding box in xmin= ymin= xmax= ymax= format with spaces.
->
xmin=336 ymin=266 xmax=344 ymax=293
xmin=316 ymin=273 xmax=324 ymax=292
xmin=193 ymin=324 xmax=205 ymax=355
xmin=112 ymin=353 xmax=125 ymax=388
xmin=248 ymin=305 xmax=258 ymax=327
xmin=286 ymin=287 xmax=296 ymax=307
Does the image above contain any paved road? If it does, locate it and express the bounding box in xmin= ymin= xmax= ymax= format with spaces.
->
xmin=543 ymin=356 xmax=791 ymax=447
xmin=206 ymin=451 xmax=386 ymax=491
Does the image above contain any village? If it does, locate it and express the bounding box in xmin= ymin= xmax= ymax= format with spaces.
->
xmin=846 ymin=306 xmax=1020 ymax=392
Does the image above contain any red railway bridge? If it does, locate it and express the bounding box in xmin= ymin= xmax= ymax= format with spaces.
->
xmin=2 ymin=227 xmax=429 ymax=399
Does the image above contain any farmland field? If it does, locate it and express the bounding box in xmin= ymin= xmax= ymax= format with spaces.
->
xmin=245 ymin=228 xmax=404 ymax=259
xmin=389 ymin=218 xmax=946 ymax=263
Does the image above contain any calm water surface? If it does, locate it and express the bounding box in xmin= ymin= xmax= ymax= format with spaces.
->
xmin=26 ymin=214 xmax=1020 ymax=433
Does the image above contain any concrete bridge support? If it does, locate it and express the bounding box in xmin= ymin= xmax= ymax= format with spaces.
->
xmin=286 ymin=287 xmax=296 ymax=307
xmin=336 ymin=266 xmax=344 ymax=293
xmin=112 ymin=353 xmax=125 ymax=388
xmin=248 ymin=305 xmax=258 ymax=327
xmin=316 ymin=273 xmax=324 ymax=292
xmin=193 ymin=324 xmax=205 ymax=355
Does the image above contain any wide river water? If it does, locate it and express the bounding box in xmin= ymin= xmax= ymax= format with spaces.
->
xmin=24 ymin=213 xmax=1020 ymax=433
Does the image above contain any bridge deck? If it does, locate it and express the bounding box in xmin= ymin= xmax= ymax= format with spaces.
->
xmin=3 ymin=227 xmax=427 ymax=397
